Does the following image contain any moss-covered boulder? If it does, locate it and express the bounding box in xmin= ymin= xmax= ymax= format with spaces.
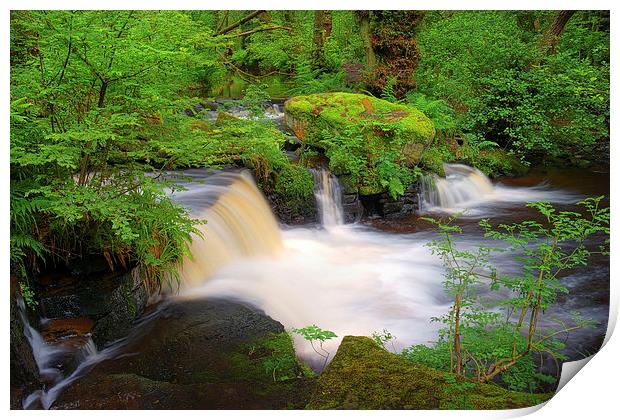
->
xmin=285 ymin=93 xmax=435 ymax=195
xmin=307 ymin=336 xmax=551 ymax=410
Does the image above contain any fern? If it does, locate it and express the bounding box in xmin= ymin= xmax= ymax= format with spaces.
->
xmin=381 ymin=76 xmax=399 ymax=103
xmin=406 ymin=92 xmax=457 ymax=131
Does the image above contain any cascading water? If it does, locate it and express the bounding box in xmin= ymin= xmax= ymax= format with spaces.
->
xmin=419 ymin=163 xmax=581 ymax=215
xmin=310 ymin=169 xmax=344 ymax=226
xmin=19 ymin=297 xmax=99 ymax=409
xmin=173 ymin=170 xmax=284 ymax=287
xmin=22 ymin=166 xmax=606 ymax=407
xmin=419 ymin=163 xmax=494 ymax=208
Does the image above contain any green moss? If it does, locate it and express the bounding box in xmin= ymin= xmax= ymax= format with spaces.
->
xmin=226 ymin=332 xmax=312 ymax=384
xmin=273 ymin=165 xmax=315 ymax=219
xmin=421 ymin=143 xmax=530 ymax=178
xmin=285 ymin=92 xmax=435 ymax=149
xmin=285 ymin=93 xmax=435 ymax=197
xmin=307 ymin=336 xmax=551 ymax=410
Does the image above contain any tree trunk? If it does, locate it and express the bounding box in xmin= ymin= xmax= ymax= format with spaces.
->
xmin=98 ymin=80 xmax=108 ymax=108
xmin=311 ymin=10 xmax=332 ymax=71
xmin=356 ymin=11 xmax=376 ymax=70
xmin=217 ymin=10 xmax=265 ymax=36
xmin=453 ymin=294 xmax=463 ymax=376
xmin=540 ymin=10 xmax=575 ymax=54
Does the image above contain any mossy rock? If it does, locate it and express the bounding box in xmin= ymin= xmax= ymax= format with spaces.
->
xmin=285 ymin=93 xmax=435 ymax=196
xmin=307 ymin=336 xmax=551 ymax=410
xmin=285 ymin=93 xmax=434 ymax=146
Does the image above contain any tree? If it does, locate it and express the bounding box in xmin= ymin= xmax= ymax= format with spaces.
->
xmin=311 ymin=10 xmax=333 ymax=71
xmin=355 ymin=11 xmax=376 ymax=70
xmin=9 ymin=11 xmax=217 ymax=285
xmin=405 ymin=198 xmax=609 ymax=391
xmin=540 ymin=10 xmax=576 ymax=54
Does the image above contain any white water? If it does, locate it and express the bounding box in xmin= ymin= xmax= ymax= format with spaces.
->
xmin=311 ymin=169 xmax=344 ymax=226
xmin=19 ymin=298 xmax=97 ymax=409
xmin=174 ymin=167 xmax=587 ymax=369
xmin=22 ymin=300 xmax=164 ymax=409
xmin=419 ymin=163 xmax=581 ymax=215
xmin=180 ymin=225 xmax=450 ymax=369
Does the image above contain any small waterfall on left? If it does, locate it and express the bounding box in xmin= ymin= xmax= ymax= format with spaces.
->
xmin=177 ymin=170 xmax=284 ymax=288
xmin=310 ymin=169 xmax=344 ymax=227
xmin=19 ymin=297 xmax=98 ymax=409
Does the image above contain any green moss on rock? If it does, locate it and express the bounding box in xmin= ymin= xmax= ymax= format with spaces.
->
xmin=307 ymin=336 xmax=551 ymax=410
xmin=285 ymin=93 xmax=435 ymax=197
xmin=272 ymin=165 xmax=316 ymax=221
xmin=285 ymin=93 xmax=435 ymax=146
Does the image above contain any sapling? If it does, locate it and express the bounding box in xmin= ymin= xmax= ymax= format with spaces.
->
xmin=414 ymin=197 xmax=609 ymax=390
xmin=293 ymin=325 xmax=337 ymax=370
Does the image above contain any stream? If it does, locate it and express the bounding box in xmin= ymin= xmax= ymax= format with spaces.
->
xmin=22 ymin=164 xmax=609 ymax=409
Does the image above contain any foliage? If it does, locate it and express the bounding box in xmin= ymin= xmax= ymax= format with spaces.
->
xmin=274 ymin=165 xmax=315 ymax=218
xmin=258 ymin=332 xmax=305 ymax=382
xmin=285 ymin=93 xmax=434 ymax=197
xmin=371 ymin=329 xmax=396 ymax=351
xmin=10 ymin=11 xmax=214 ymax=284
xmin=289 ymin=59 xmax=351 ymax=95
xmin=405 ymin=93 xmax=457 ymax=132
xmin=415 ymin=11 xmax=609 ymax=165
xmin=404 ymin=198 xmax=609 ymax=391
xmin=293 ymin=325 xmax=337 ymax=370
xmin=19 ymin=282 xmax=38 ymax=310
xmin=241 ymin=83 xmax=270 ymax=116
xmin=380 ymin=76 xmax=399 ymax=103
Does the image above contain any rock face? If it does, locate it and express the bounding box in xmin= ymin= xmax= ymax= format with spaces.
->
xmin=307 ymin=336 xmax=551 ymax=410
xmin=53 ymin=298 xmax=314 ymax=409
xmin=354 ymin=184 xmax=419 ymax=220
xmin=284 ymin=93 xmax=435 ymax=196
xmin=10 ymin=279 xmax=39 ymax=409
xmin=342 ymin=193 xmax=364 ymax=223
xmin=37 ymin=265 xmax=149 ymax=347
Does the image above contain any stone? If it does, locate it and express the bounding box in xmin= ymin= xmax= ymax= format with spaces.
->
xmin=54 ymin=298 xmax=315 ymax=409
xmin=10 ymin=278 xmax=39 ymax=409
xmin=284 ymin=93 xmax=435 ymax=196
xmin=307 ymin=336 xmax=551 ymax=410
xmin=36 ymin=267 xmax=149 ymax=347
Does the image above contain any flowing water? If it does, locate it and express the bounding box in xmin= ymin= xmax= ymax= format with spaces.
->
xmin=419 ymin=163 xmax=583 ymax=216
xmin=310 ymin=168 xmax=344 ymax=227
xmin=23 ymin=165 xmax=609 ymax=408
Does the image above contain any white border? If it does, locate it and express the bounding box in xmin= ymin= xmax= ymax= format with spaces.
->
xmin=3 ymin=1 xmax=617 ymax=418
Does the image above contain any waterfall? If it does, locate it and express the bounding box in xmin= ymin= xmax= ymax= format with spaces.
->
xmin=419 ymin=163 xmax=494 ymax=210
xmin=177 ymin=171 xmax=284 ymax=288
xmin=19 ymin=297 xmax=99 ymax=409
xmin=310 ymin=169 xmax=344 ymax=226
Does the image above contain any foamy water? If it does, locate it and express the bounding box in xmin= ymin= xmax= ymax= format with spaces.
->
xmin=419 ymin=163 xmax=582 ymax=216
xmin=23 ymin=165 xmax=605 ymax=407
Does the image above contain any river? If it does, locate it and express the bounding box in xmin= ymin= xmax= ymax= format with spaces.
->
xmin=22 ymin=164 xmax=609 ymax=408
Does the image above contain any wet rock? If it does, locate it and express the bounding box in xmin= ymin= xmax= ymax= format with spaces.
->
xmin=307 ymin=336 xmax=550 ymax=410
xmin=54 ymin=298 xmax=315 ymax=409
xmin=10 ymin=278 xmax=39 ymax=409
xmin=342 ymin=194 xmax=364 ymax=223
xmin=37 ymin=267 xmax=148 ymax=347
